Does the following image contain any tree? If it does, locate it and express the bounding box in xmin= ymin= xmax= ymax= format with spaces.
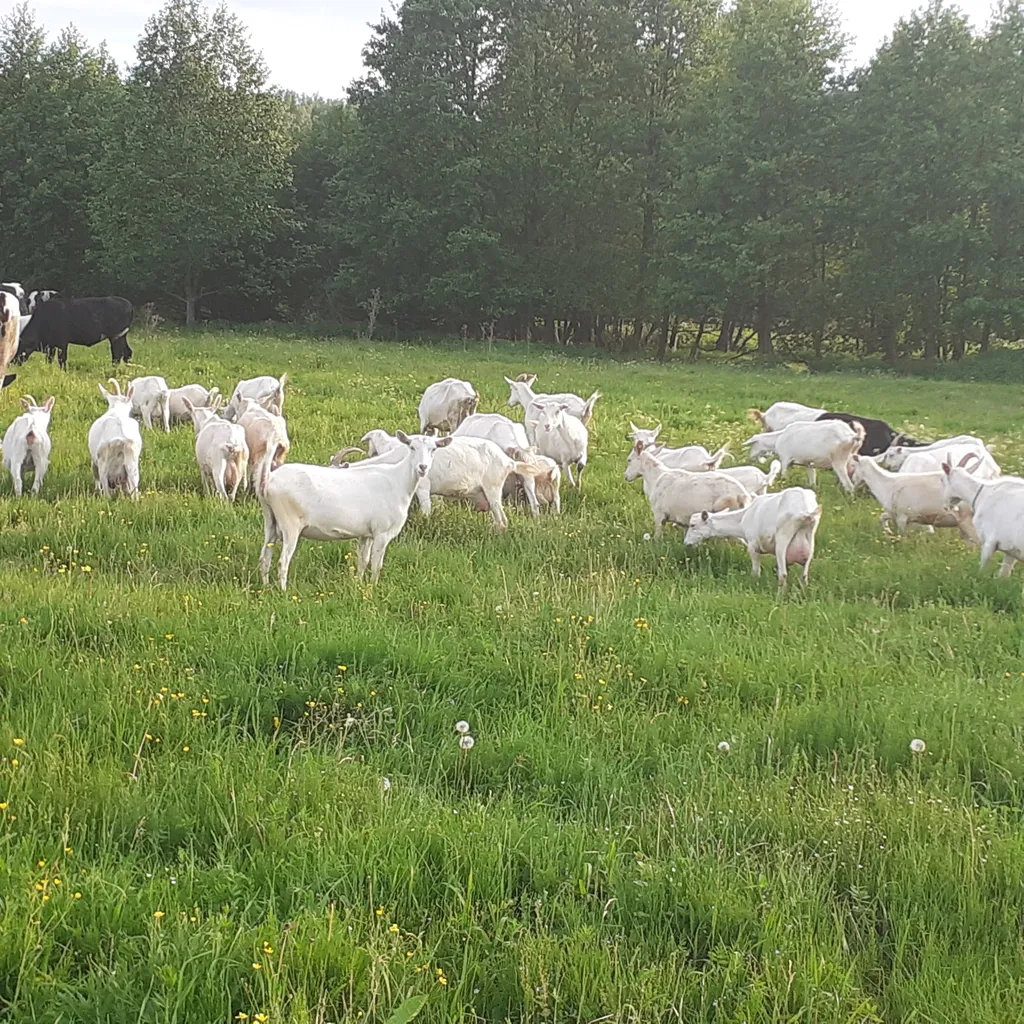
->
xmin=89 ymin=0 xmax=292 ymax=324
xmin=662 ymin=0 xmax=844 ymax=355
xmin=0 ymin=5 xmax=123 ymax=292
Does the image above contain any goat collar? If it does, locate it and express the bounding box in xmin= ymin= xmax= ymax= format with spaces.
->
xmin=970 ymin=478 xmax=986 ymax=509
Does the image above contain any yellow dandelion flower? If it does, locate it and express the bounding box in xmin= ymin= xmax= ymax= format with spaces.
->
xmin=11 ymin=759 xmax=19 ymax=768
xmin=183 ymin=746 xmax=191 ymax=753
xmin=375 ymin=906 xmax=384 ymax=917
xmin=438 ymin=976 xmax=448 ymax=986
xmin=252 ymin=963 xmax=263 ymax=971
xmin=165 ymin=634 xmax=174 ymax=640
xmin=18 ymin=617 xmax=27 ymax=625
xmin=153 ymin=911 xmax=165 ymax=920
xmin=37 ymin=860 xmax=46 ymax=868
xmin=388 ymin=924 xmax=399 ymax=934
xmin=0 ymin=803 xmax=7 ymax=811
xmin=255 ymin=1016 xmax=269 ymax=1024
xmin=12 ymin=739 xmax=25 ymax=748
xmin=74 ymin=892 xmax=82 ymax=899
xmin=65 ymin=847 xmax=73 ymax=855
xmin=235 ymin=1015 xmax=249 ymax=1022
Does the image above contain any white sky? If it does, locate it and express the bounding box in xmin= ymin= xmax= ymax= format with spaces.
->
xmin=7 ymin=0 xmax=999 ymax=100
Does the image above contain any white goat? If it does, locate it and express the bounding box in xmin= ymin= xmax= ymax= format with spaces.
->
xmin=224 ymin=374 xmax=287 ymax=420
xmin=625 ymin=443 xmax=751 ymax=540
xmin=684 ymin=487 xmax=822 ymax=585
xmin=2 ymin=395 xmax=54 ymax=497
xmin=718 ymin=460 xmax=782 ymax=496
xmin=503 ymin=447 xmax=562 ymax=514
xmin=260 ymin=432 xmax=452 ymax=589
xmin=744 ymin=430 xmax=781 ymax=463
xmin=878 ymin=435 xmax=986 ymax=471
xmin=418 ymin=378 xmax=479 ymax=434
xmin=630 ymin=422 xmax=730 ymax=470
xmin=88 ymin=380 xmax=143 ymax=499
xmin=850 ymin=454 xmax=978 ymax=541
xmin=236 ymin=398 xmax=290 ymax=495
xmin=128 ymin=375 xmax=171 ymax=432
xmin=533 ymin=402 xmax=589 ymax=489
xmin=770 ymin=419 xmax=865 ymax=492
xmin=168 ymin=384 xmax=221 ymax=426
xmin=747 ymin=402 xmax=827 ymax=432
xmin=505 ymin=374 xmax=601 ymax=428
xmin=454 ymin=413 xmax=560 ymax=516
xmin=942 ymin=455 xmax=1024 ymax=577
xmin=335 ymin=432 xmax=545 ymax=531
xmin=183 ymin=398 xmax=249 ymax=502
xmin=898 ymin=445 xmax=1000 ymax=480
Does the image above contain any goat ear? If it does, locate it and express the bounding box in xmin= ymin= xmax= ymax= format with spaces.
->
xmin=559 ymin=403 xmax=569 ymax=412
xmin=634 ymin=440 xmax=644 ymax=454
xmin=701 ymin=510 xmax=710 ymax=522
xmin=98 ymin=383 xmax=110 ymax=399
xmin=436 ymin=436 xmax=453 ymax=448
xmin=44 ymin=396 xmax=55 ymax=412
xmin=126 ymin=384 xmax=135 ymax=401
xmin=629 ymin=421 xmax=639 ymax=434
xmin=396 ymin=430 xmax=411 ymax=446
xmin=653 ymin=424 xmax=662 ymax=439
xmin=182 ymin=398 xmax=194 ymax=413
xmin=942 ymin=460 xmax=952 ymax=476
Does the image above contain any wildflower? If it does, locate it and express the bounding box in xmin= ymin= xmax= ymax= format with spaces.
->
xmin=81 ymin=565 xmax=92 ymax=573
xmin=73 ymin=892 xmax=82 ymax=899
xmin=235 ymin=1015 xmax=249 ymax=1022
xmin=455 ymin=721 xmax=470 ymax=734
xmin=12 ymin=739 xmax=25 ymax=748
xmin=717 ymin=741 xmax=731 ymax=754
xmin=165 ymin=634 xmax=174 ymax=640
xmin=459 ymin=735 xmax=475 ymax=751
xmin=64 ymin=847 xmax=73 ymax=855
xmin=183 ymin=746 xmax=190 ymax=753
xmin=375 ymin=906 xmax=385 ymax=917
xmin=263 ymin=942 xmax=274 ymax=954
xmin=382 ymin=778 xmax=392 ymax=792
xmin=643 ymin=533 xmax=652 ymax=541
xmin=252 ymin=962 xmax=263 ymax=971
xmin=19 ymin=617 xmax=27 ymax=625
xmin=338 ymin=665 xmax=347 ymax=672
xmin=11 ymin=759 xmax=19 ymax=768
xmin=37 ymin=860 xmax=46 ymax=868
xmin=389 ymin=924 xmax=399 ymax=934
xmin=255 ymin=1016 xmax=269 ymax=1024
xmin=910 ymin=738 xmax=926 ymax=754
xmin=153 ymin=911 xmax=165 ymax=920
xmin=0 ymin=803 xmax=7 ymax=811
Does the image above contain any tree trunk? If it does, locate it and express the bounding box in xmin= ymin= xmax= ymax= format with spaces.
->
xmin=543 ymin=317 xmax=556 ymax=345
xmin=756 ymin=291 xmax=773 ymax=356
xmin=880 ymin=317 xmax=897 ymax=364
xmin=980 ymin=321 xmax=991 ymax=354
xmin=655 ymin=314 xmax=671 ymax=362
xmin=688 ymin=318 xmax=707 ymax=363
xmin=185 ymin=292 xmax=197 ymax=327
xmin=716 ymin=311 xmax=733 ymax=352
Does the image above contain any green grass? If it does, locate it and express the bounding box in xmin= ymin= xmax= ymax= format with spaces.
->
xmin=1 ymin=328 xmax=1024 ymax=1023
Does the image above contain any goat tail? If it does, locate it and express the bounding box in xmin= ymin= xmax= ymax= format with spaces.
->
xmin=582 ymin=391 xmax=601 ymax=424
xmin=161 ymin=389 xmax=171 ymax=432
xmin=765 ymin=460 xmax=782 ymax=488
xmin=710 ymin=445 xmax=731 ymax=467
xmin=512 ymin=460 xmax=546 ymax=479
xmin=851 ymin=421 xmax=867 ymax=447
xmin=798 ymin=506 xmax=823 ymax=528
xmin=747 ymin=408 xmax=766 ymax=428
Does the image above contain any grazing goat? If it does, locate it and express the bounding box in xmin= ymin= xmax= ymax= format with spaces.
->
xmin=454 ymin=413 xmax=560 ymax=516
xmin=898 ymin=445 xmax=1000 ymax=480
xmin=183 ymin=398 xmax=249 ymax=502
xmin=335 ymin=431 xmax=546 ymax=531
xmin=129 ymin=376 xmax=171 ymax=432
xmin=630 ymin=422 xmax=729 ymax=470
xmin=88 ymin=380 xmax=143 ymax=499
xmin=168 ymin=384 xmax=220 ymax=426
xmin=772 ymin=419 xmax=865 ymax=492
xmin=685 ymin=487 xmax=822 ymax=585
xmin=260 ymin=432 xmax=452 ymax=589
xmin=237 ymin=397 xmax=290 ymax=495
xmin=2 ymin=395 xmax=55 ymax=497
xmin=878 ymin=436 xmax=986 ymax=471
xmin=942 ymin=455 xmax=1024 ymax=577
xmin=747 ymin=402 xmax=826 ymax=432
xmin=850 ymin=454 xmax=978 ymax=542
xmin=502 ymin=447 xmax=562 ymax=514
xmin=224 ymin=374 xmax=287 ymax=420
xmin=17 ymin=296 xmax=133 ymax=367
xmin=418 ymin=378 xmax=479 ymax=434
xmin=625 ymin=443 xmax=751 ymax=540
xmin=533 ymin=402 xmax=589 ymax=489
xmin=816 ymin=412 xmax=921 ymax=457
xmin=505 ymin=374 xmax=601 ymax=429
xmin=718 ymin=460 xmax=782 ymax=496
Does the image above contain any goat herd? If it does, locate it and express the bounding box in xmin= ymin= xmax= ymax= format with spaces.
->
xmin=1 ymin=282 xmax=1022 ymax=591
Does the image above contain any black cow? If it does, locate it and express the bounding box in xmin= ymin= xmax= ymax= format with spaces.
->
xmin=816 ymin=412 xmax=923 ymax=457
xmin=17 ymin=296 xmax=134 ymax=369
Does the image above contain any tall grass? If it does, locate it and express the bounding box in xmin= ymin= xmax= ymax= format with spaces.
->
xmin=0 ymin=330 xmax=1022 ymax=1022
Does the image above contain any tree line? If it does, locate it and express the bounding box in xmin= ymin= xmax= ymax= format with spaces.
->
xmin=2 ymin=0 xmax=1023 ymax=362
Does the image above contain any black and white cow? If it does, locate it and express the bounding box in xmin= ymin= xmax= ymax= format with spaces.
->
xmin=27 ymin=289 xmax=59 ymax=313
xmin=0 ymin=282 xmax=27 ymax=315
xmin=17 ymin=296 xmax=134 ymax=369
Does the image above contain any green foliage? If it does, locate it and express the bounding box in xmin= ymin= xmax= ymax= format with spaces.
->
xmin=1 ymin=330 xmax=1024 ymax=1021
xmin=87 ymin=0 xmax=293 ymax=323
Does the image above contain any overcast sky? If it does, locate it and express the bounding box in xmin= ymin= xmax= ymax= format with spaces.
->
xmin=10 ymin=0 xmax=998 ymax=100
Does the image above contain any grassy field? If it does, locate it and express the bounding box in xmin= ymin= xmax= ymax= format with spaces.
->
xmin=1 ymin=329 xmax=1024 ymax=1024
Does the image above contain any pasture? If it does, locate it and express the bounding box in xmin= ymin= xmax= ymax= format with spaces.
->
xmin=1 ymin=330 xmax=1024 ymax=1023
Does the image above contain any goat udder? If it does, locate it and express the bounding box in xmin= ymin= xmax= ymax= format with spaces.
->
xmin=785 ymin=539 xmax=811 ymax=565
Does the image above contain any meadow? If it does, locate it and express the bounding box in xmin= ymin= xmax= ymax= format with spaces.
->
xmin=1 ymin=329 xmax=1024 ymax=1024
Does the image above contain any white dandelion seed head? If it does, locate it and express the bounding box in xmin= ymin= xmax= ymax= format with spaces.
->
xmin=910 ymin=738 xmax=926 ymax=754
xmin=382 ymin=777 xmax=392 ymax=791
xmin=455 ymin=720 xmax=471 ymax=734
xmin=643 ymin=533 xmax=652 ymax=542
xmin=459 ymin=735 xmax=475 ymax=750
xmin=717 ymin=741 xmax=731 ymax=754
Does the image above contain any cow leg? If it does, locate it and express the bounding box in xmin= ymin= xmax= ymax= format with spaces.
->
xmin=57 ymin=346 xmax=68 ymax=370
xmin=111 ymin=333 xmax=132 ymax=365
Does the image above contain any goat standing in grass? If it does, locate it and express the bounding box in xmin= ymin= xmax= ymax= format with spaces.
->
xmin=2 ymin=395 xmax=54 ymax=497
